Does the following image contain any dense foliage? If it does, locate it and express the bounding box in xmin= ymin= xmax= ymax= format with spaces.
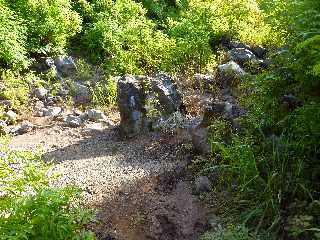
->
xmin=0 ymin=0 xmax=319 ymax=239
xmin=0 ymin=0 xmax=81 ymax=71
xmin=0 ymin=138 xmax=94 ymax=239
xmin=203 ymin=0 xmax=320 ymax=239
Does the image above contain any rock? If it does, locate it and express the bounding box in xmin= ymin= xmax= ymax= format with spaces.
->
xmin=191 ymin=127 xmax=211 ymax=154
xmin=87 ymin=109 xmax=107 ymax=122
xmin=34 ymin=101 xmax=45 ymax=117
xmin=73 ymin=82 xmax=90 ymax=105
xmin=117 ymin=73 xmax=184 ymax=137
xmin=5 ymin=110 xmax=17 ymax=121
xmin=44 ymin=95 xmax=57 ymax=106
xmin=43 ymin=106 xmax=62 ymax=117
xmin=72 ymin=108 xmax=83 ymax=116
xmin=228 ymin=48 xmax=258 ymax=64
xmin=0 ymin=100 xmax=12 ymax=108
xmin=251 ymin=45 xmax=267 ymax=59
xmin=281 ymin=94 xmax=303 ymax=110
xmin=193 ymin=74 xmax=215 ymax=90
xmin=65 ymin=115 xmax=82 ymax=127
xmin=54 ymin=56 xmax=77 ymax=77
xmin=217 ymin=61 xmax=246 ymax=88
xmin=32 ymin=87 xmax=48 ymax=100
xmin=201 ymin=101 xmax=247 ymax=125
xmin=150 ymin=73 xmax=184 ymax=115
xmin=117 ymin=75 xmax=148 ymax=136
xmin=17 ymin=121 xmax=34 ymax=134
xmin=207 ymin=214 xmax=221 ymax=230
xmin=195 ymin=176 xmax=211 ymax=193
xmin=200 ymin=102 xmax=226 ymax=127
xmin=229 ymin=41 xmax=251 ymax=50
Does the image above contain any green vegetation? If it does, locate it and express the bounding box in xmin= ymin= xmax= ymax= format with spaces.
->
xmin=0 ymin=137 xmax=94 ymax=239
xmin=91 ymin=78 xmax=118 ymax=110
xmin=0 ymin=0 xmax=319 ymax=239
xmin=202 ymin=1 xmax=320 ymax=239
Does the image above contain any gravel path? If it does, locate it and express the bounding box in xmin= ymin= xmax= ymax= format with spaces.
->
xmin=10 ymin=122 xmax=208 ymax=240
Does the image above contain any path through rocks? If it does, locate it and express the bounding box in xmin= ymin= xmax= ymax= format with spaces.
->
xmin=10 ymin=121 xmax=209 ymax=240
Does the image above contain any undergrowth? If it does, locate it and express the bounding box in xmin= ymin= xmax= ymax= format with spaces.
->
xmin=0 ymin=137 xmax=95 ymax=239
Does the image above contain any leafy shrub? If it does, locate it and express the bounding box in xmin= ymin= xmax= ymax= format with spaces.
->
xmin=201 ymin=1 xmax=320 ymax=238
xmin=166 ymin=0 xmax=277 ymax=72
xmin=91 ymin=77 xmax=117 ymax=109
xmin=82 ymin=0 xmax=174 ymax=74
xmin=0 ymin=138 xmax=95 ymax=239
xmin=0 ymin=71 xmax=31 ymax=109
xmin=5 ymin=0 xmax=82 ymax=55
xmin=0 ymin=2 xmax=28 ymax=70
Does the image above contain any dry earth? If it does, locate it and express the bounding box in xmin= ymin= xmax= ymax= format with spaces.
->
xmin=10 ymin=119 xmax=210 ymax=240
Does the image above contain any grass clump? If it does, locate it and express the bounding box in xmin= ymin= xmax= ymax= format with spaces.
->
xmin=0 ymin=137 xmax=95 ymax=240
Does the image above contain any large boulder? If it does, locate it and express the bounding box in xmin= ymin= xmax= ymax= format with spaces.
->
xmin=30 ymin=56 xmax=77 ymax=79
xmin=117 ymin=73 xmax=184 ymax=137
xmin=117 ymin=75 xmax=147 ymax=136
xmin=149 ymin=73 xmax=183 ymax=115
xmin=86 ymin=109 xmax=107 ymax=122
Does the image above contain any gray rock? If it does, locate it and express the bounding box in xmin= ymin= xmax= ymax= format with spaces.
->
xmin=193 ymin=74 xmax=215 ymax=90
xmin=65 ymin=115 xmax=82 ymax=127
xmin=73 ymin=82 xmax=90 ymax=105
xmin=229 ymin=41 xmax=251 ymax=50
xmin=34 ymin=101 xmax=45 ymax=117
xmin=117 ymin=75 xmax=148 ymax=136
xmin=54 ymin=56 xmax=77 ymax=77
xmin=44 ymin=95 xmax=57 ymax=106
xmin=251 ymin=45 xmax=267 ymax=58
xmin=32 ymin=87 xmax=48 ymax=100
xmin=200 ymin=102 xmax=226 ymax=127
xmin=217 ymin=61 xmax=246 ymax=88
xmin=117 ymin=73 xmax=184 ymax=137
xmin=150 ymin=73 xmax=183 ymax=115
xmin=87 ymin=109 xmax=107 ymax=122
xmin=43 ymin=106 xmax=62 ymax=117
xmin=0 ymin=100 xmax=12 ymax=108
xmin=228 ymin=48 xmax=258 ymax=64
xmin=191 ymin=127 xmax=211 ymax=154
xmin=207 ymin=214 xmax=222 ymax=230
xmin=5 ymin=110 xmax=17 ymax=121
xmin=17 ymin=121 xmax=34 ymax=134
xmin=195 ymin=176 xmax=211 ymax=193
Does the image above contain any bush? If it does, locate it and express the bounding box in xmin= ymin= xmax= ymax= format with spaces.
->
xmin=5 ymin=0 xmax=82 ymax=56
xmin=0 ymin=2 xmax=28 ymax=70
xmin=82 ymin=0 xmax=174 ymax=75
xmin=0 ymin=71 xmax=31 ymax=110
xmin=91 ymin=77 xmax=117 ymax=110
xmin=166 ymin=0 xmax=277 ymax=72
xmin=0 ymin=137 xmax=95 ymax=239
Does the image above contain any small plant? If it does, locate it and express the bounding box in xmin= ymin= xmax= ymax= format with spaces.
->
xmin=0 ymin=137 xmax=95 ymax=240
xmin=91 ymin=78 xmax=117 ymax=110
xmin=0 ymin=71 xmax=31 ymax=109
